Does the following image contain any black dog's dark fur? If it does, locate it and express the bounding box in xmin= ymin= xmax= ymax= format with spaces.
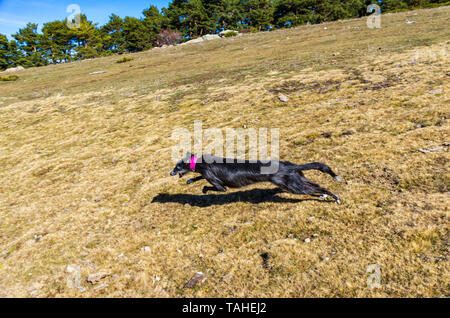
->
xmin=170 ymin=153 xmax=342 ymax=203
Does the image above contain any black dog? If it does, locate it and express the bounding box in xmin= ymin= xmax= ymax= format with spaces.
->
xmin=170 ymin=152 xmax=342 ymax=204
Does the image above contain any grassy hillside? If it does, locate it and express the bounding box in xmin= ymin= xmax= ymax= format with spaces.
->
xmin=0 ymin=7 xmax=448 ymax=297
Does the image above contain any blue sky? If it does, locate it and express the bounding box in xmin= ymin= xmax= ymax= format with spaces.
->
xmin=0 ymin=0 xmax=170 ymax=38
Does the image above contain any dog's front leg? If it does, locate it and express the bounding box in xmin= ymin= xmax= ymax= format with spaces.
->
xmin=186 ymin=176 xmax=203 ymax=184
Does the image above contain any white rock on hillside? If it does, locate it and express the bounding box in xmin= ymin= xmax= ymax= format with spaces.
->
xmin=202 ymin=34 xmax=220 ymax=41
xmin=180 ymin=37 xmax=204 ymax=45
xmin=1 ymin=66 xmax=24 ymax=74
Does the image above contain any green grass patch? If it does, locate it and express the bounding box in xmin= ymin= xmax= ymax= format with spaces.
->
xmin=116 ymin=57 xmax=134 ymax=64
xmin=0 ymin=75 xmax=19 ymax=81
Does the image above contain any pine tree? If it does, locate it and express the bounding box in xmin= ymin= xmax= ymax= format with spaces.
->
xmin=0 ymin=34 xmax=10 ymax=70
xmin=274 ymin=0 xmax=365 ymax=27
xmin=243 ymin=0 xmax=275 ymax=31
xmin=122 ymin=17 xmax=153 ymax=52
xmin=205 ymin=0 xmax=244 ymax=32
xmin=0 ymin=34 xmax=25 ymax=70
xmin=142 ymin=5 xmax=168 ymax=46
xmin=381 ymin=0 xmax=409 ymax=11
xmin=69 ymin=14 xmax=103 ymax=59
xmin=101 ymin=14 xmax=125 ymax=53
xmin=165 ymin=0 xmax=215 ymax=38
xmin=41 ymin=20 xmax=74 ymax=63
xmin=185 ymin=0 xmax=215 ymax=37
xmin=12 ymin=23 xmax=40 ymax=54
xmin=13 ymin=23 xmax=48 ymax=67
xmin=6 ymin=39 xmax=25 ymax=67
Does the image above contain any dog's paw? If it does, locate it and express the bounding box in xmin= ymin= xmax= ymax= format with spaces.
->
xmin=334 ymin=176 xmax=342 ymax=182
xmin=202 ymin=186 xmax=208 ymax=194
xmin=186 ymin=179 xmax=192 ymax=184
xmin=319 ymin=194 xmax=328 ymax=200
xmin=333 ymin=194 xmax=341 ymax=204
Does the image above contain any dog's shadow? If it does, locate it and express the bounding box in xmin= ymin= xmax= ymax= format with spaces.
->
xmin=152 ymin=188 xmax=331 ymax=207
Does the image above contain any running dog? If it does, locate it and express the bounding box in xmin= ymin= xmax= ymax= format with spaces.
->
xmin=170 ymin=153 xmax=342 ymax=204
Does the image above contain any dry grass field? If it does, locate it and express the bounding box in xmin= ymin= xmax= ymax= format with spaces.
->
xmin=0 ymin=7 xmax=449 ymax=298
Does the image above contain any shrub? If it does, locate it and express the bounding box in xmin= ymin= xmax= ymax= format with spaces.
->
xmin=0 ymin=75 xmax=19 ymax=81
xmin=116 ymin=57 xmax=134 ymax=64
xmin=224 ymin=31 xmax=238 ymax=37
xmin=157 ymin=29 xmax=183 ymax=46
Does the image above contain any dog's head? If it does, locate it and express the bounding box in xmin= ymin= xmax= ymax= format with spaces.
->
xmin=170 ymin=152 xmax=193 ymax=178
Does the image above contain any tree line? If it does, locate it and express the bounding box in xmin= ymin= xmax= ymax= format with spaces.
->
xmin=0 ymin=0 xmax=448 ymax=70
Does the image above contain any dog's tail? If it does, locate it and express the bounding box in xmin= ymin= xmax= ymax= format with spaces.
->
xmin=289 ymin=162 xmax=342 ymax=182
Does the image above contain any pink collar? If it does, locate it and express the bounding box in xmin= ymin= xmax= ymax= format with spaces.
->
xmin=189 ymin=156 xmax=198 ymax=170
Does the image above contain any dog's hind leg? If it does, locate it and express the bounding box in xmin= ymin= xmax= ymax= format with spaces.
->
xmin=202 ymin=179 xmax=227 ymax=194
xmin=275 ymin=175 xmax=341 ymax=204
xmin=303 ymin=184 xmax=341 ymax=204
xmin=294 ymin=162 xmax=342 ymax=182
xmin=202 ymin=185 xmax=227 ymax=194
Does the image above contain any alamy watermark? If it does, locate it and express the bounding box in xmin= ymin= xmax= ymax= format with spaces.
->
xmin=411 ymin=45 xmax=448 ymax=62
xmin=66 ymin=264 xmax=86 ymax=292
xmin=367 ymin=4 xmax=381 ymax=29
xmin=66 ymin=4 xmax=81 ymax=29
xmin=366 ymin=264 xmax=381 ymax=289
xmin=171 ymin=121 xmax=279 ymax=174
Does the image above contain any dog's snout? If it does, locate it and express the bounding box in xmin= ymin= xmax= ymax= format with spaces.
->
xmin=170 ymin=170 xmax=176 ymax=176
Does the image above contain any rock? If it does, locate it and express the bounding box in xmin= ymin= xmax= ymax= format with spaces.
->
xmin=184 ymin=272 xmax=206 ymax=288
xmin=312 ymin=233 xmax=319 ymax=238
xmin=342 ymin=128 xmax=356 ymax=136
xmin=89 ymin=70 xmax=107 ymax=75
xmin=0 ymin=66 xmax=24 ymax=74
xmin=181 ymin=37 xmax=204 ymax=45
xmin=93 ymin=283 xmax=108 ymax=291
xmin=141 ymin=246 xmax=151 ymax=252
xmin=418 ymin=146 xmax=445 ymax=153
xmin=427 ymin=89 xmax=442 ymax=95
xmin=87 ymin=271 xmax=111 ymax=284
xmin=443 ymin=142 xmax=450 ymax=147
xmin=307 ymin=216 xmax=315 ymax=222
xmin=305 ymin=238 xmax=311 ymax=243
xmin=405 ymin=20 xmax=416 ymax=24
xmin=202 ymin=34 xmax=220 ymax=41
xmin=278 ymin=94 xmax=289 ymax=102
